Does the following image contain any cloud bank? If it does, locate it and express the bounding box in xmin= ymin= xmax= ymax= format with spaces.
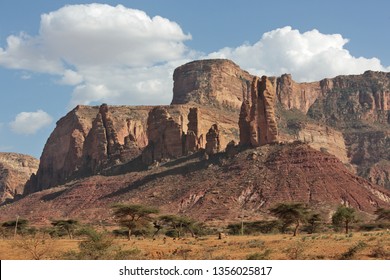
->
xmin=9 ymin=110 xmax=53 ymax=135
xmin=0 ymin=4 xmax=389 ymax=109
xmin=207 ymin=26 xmax=389 ymax=81
xmin=0 ymin=4 xmax=193 ymax=107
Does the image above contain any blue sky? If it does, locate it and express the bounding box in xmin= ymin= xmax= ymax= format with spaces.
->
xmin=1 ymin=0 xmax=390 ymax=158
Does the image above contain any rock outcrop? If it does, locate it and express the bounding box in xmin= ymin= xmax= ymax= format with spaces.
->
xmin=367 ymin=160 xmax=390 ymax=190
xmin=25 ymin=105 xmax=151 ymax=193
xmin=276 ymin=74 xmax=323 ymax=113
xmin=294 ymin=123 xmax=349 ymax=164
xmin=142 ymin=107 xmax=183 ymax=164
xmin=239 ymin=76 xmax=279 ymax=146
xmin=205 ymin=124 xmax=220 ymax=155
xmin=185 ymin=108 xmax=204 ymax=153
xmin=0 ymin=153 xmax=38 ymax=203
xmin=172 ymin=59 xmax=253 ymax=110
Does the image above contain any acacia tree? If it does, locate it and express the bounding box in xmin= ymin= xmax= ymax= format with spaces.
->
xmin=158 ymin=215 xmax=197 ymax=238
xmin=111 ymin=204 xmax=159 ymax=240
xmin=307 ymin=213 xmax=322 ymax=234
xmin=51 ymin=219 xmax=79 ymax=239
xmin=332 ymin=205 xmax=356 ymax=234
xmin=2 ymin=219 xmax=29 ymax=238
xmin=269 ymin=203 xmax=309 ymax=236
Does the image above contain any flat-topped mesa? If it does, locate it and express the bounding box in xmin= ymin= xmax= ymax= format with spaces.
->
xmin=172 ymin=59 xmax=253 ymax=110
xmin=239 ymin=76 xmax=279 ymax=147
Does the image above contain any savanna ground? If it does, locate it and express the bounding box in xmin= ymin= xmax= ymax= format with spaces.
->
xmin=1 ymin=230 xmax=389 ymax=260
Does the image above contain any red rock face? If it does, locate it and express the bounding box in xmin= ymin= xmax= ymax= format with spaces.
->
xmin=21 ymin=59 xmax=390 ymax=198
xmin=276 ymin=74 xmax=323 ymax=113
xmin=239 ymin=76 xmax=279 ymax=146
xmin=142 ymin=107 xmax=183 ymax=164
xmin=238 ymin=100 xmax=251 ymax=146
xmin=172 ymin=59 xmax=253 ymax=109
xmin=185 ymin=108 xmax=204 ymax=153
xmin=25 ymin=105 xmax=151 ymax=193
xmin=0 ymin=153 xmax=39 ymax=203
xmin=205 ymin=124 xmax=220 ymax=155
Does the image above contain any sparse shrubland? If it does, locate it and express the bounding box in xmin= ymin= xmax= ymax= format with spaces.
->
xmin=1 ymin=205 xmax=389 ymax=260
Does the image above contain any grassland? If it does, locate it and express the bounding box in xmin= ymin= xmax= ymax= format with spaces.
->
xmin=1 ymin=231 xmax=389 ymax=260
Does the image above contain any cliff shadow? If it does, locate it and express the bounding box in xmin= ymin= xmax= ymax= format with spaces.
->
xmin=101 ymin=152 xmax=224 ymax=199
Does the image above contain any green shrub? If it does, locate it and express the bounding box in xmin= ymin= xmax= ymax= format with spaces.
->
xmin=339 ymin=241 xmax=367 ymax=260
xmin=246 ymin=249 xmax=272 ymax=260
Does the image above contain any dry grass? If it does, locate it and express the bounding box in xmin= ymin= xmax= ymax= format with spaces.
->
xmin=1 ymin=231 xmax=389 ymax=260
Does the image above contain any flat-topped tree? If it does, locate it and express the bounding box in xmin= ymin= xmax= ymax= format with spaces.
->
xmin=332 ymin=205 xmax=357 ymax=234
xmin=51 ymin=219 xmax=79 ymax=239
xmin=270 ymin=203 xmax=310 ymax=236
xmin=111 ymin=204 xmax=159 ymax=240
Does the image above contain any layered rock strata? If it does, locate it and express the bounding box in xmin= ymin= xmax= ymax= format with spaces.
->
xmin=22 ymin=59 xmax=390 ymax=195
xmin=172 ymin=59 xmax=253 ymax=109
xmin=0 ymin=153 xmax=38 ymax=203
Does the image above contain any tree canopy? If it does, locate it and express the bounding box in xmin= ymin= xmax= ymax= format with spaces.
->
xmin=158 ymin=215 xmax=197 ymax=238
xmin=332 ymin=205 xmax=357 ymax=234
xmin=269 ymin=203 xmax=309 ymax=236
xmin=51 ymin=219 xmax=79 ymax=239
xmin=111 ymin=204 xmax=159 ymax=240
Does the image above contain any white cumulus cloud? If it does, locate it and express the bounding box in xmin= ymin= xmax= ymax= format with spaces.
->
xmin=1 ymin=5 xmax=390 ymax=109
xmin=207 ymin=26 xmax=389 ymax=82
xmin=10 ymin=110 xmax=53 ymax=135
xmin=0 ymin=4 xmax=193 ymax=107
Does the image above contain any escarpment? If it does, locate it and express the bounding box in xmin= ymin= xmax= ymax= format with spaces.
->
xmin=22 ymin=59 xmax=390 ymax=196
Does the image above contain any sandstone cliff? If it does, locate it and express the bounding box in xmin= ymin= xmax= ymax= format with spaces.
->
xmin=172 ymin=59 xmax=253 ymax=110
xmin=23 ymin=59 xmax=390 ymax=196
xmin=0 ymin=153 xmax=38 ymax=203
xmin=239 ymin=76 xmax=279 ymax=146
xmin=24 ymin=105 xmax=151 ymax=193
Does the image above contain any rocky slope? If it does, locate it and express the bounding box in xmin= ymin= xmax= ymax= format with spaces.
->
xmin=0 ymin=153 xmax=38 ymax=203
xmin=1 ymin=143 xmax=389 ymax=225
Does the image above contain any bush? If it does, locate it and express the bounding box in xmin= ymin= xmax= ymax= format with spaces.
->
xmin=227 ymin=220 xmax=282 ymax=235
xmin=339 ymin=241 xmax=367 ymax=260
xmin=61 ymin=227 xmax=141 ymax=260
xmin=369 ymin=241 xmax=390 ymax=259
xmin=12 ymin=234 xmax=54 ymax=260
xmin=359 ymin=222 xmax=390 ymax=231
xmin=285 ymin=241 xmax=307 ymax=260
xmin=246 ymin=249 xmax=272 ymax=260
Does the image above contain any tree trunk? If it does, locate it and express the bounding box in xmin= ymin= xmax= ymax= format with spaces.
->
xmin=345 ymin=221 xmax=349 ymax=234
xmin=128 ymin=229 xmax=132 ymax=240
xmin=66 ymin=229 xmax=73 ymax=239
xmin=293 ymin=221 xmax=300 ymax=237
